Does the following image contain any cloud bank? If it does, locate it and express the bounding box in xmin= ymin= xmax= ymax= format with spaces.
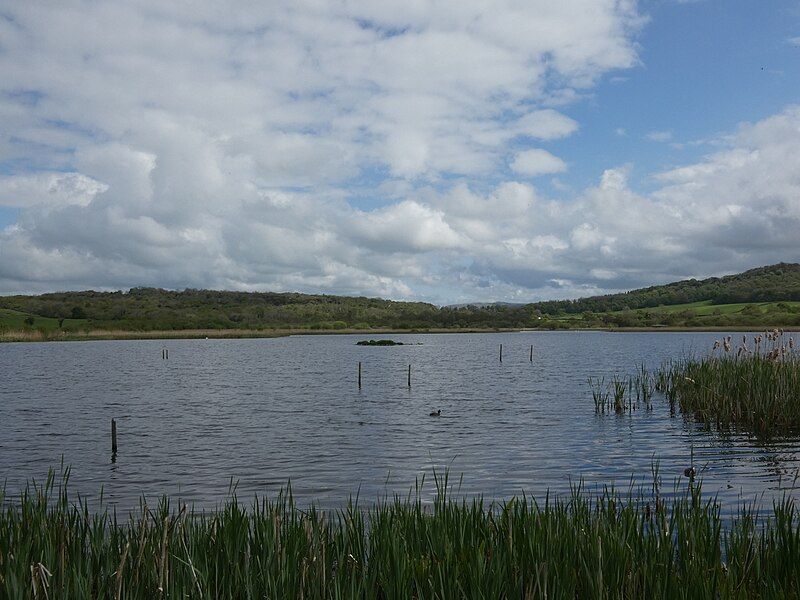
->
xmin=0 ymin=2 xmax=798 ymax=303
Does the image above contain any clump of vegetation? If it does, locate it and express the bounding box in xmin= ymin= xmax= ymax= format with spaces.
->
xmin=655 ymin=329 xmax=800 ymax=434
xmin=589 ymin=365 xmax=654 ymax=413
xmin=3 ymin=469 xmax=800 ymax=598
xmin=356 ymin=339 xmax=404 ymax=346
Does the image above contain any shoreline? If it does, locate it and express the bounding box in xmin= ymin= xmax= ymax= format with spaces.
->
xmin=1 ymin=324 xmax=795 ymax=343
xmin=0 ymin=326 xmax=519 ymax=343
xmin=3 ymin=471 xmax=799 ymax=597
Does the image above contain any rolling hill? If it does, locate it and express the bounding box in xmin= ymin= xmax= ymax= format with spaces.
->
xmin=1 ymin=263 xmax=799 ymax=337
xmin=529 ymin=263 xmax=800 ymax=315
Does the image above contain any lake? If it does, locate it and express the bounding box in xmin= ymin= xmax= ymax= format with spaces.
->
xmin=1 ymin=331 xmax=799 ymax=511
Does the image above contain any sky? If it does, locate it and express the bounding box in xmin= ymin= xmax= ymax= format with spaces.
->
xmin=0 ymin=0 xmax=799 ymax=304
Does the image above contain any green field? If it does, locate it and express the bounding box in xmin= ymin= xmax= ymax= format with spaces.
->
xmin=537 ymin=299 xmax=800 ymax=329
xmin=617 ymin=300 xmax=800 ymax=316
xmin=0 ymin=308 xmax=88 ymax=332
xmin=544 ymin=300 xmax=800 ymax=319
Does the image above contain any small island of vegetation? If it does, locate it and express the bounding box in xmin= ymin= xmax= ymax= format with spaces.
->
xmin=356 ymin=339 xmax=404 ymax=346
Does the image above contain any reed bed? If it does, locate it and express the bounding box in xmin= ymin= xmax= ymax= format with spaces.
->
xmin=590 ymin=330 xmax=799 ymax=435
xmin=589 ymin=364 xmax=654 ymax=413
xmin=2 ymin=469 xmax=800 ymax=598
xmin=653 ymin=330 xmax=800 ymax=434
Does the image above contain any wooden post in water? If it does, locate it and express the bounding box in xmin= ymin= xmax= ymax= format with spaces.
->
xmin=358 ymin=362 xmax=362 ymax=389
xmin=530 ymin=345 xmax=533 ymax=362
xmin=111 ymin=418 xmax=118 ymax=454
xmin=499 ymin=344 xmax=503 ymax=362
xmin=408 ymin=364 xmax=411 ymax=388
xmin=166 ymin=348 xmax=169 ymax=360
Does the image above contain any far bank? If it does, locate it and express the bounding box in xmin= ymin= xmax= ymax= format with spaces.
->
xmin=1 ymin=324 xmax=797 ymax=343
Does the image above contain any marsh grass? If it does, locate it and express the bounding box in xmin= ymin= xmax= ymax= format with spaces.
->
xmin=3 ymin=468 xmax=800 ymax=598
xmin=591 ymin=330 xmax=799 ymax=436
xmin=653 ymin=330 xmax=800 ymax=434
xmin=589 ymin=364 xmax=654 ymax=414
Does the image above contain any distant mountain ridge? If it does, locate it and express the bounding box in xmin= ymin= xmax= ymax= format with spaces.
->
xmin=529 ymin=263 xmax=800 ymax=315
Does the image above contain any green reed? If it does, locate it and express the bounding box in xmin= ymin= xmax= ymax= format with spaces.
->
xmin=3 ymin=468 xmax=800 ymax=598
xmin=654 ymin=330 xmax=800 ymax=434
xmin=589 ymin=364 xmax=654 ymax=414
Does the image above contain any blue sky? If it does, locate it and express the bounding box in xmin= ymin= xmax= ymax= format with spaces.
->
xmin=1 ymin=1 xmax=799 ymax=302
xmin=546 ymin=0 xmax=800 ymax=196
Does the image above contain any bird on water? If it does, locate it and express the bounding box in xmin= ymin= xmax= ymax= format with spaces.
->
xmin=429 ymin=409 xmax=441 ymax=417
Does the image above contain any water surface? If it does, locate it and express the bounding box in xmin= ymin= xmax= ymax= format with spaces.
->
xmin=2 ymin=332 xmax=798 ymax=511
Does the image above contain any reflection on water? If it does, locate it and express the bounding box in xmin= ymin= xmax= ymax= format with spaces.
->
xmin=1 ymin=331 xmax=798 ymax=511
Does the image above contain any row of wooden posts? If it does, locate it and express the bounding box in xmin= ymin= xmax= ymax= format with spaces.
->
xmin=113 ymin=349 xmax=167 ymax=454
xmin=500 ymin=344 xmax=534 ymax=363
xmin=357 ymin=344 xmax=532 ymax=389
xmin=112 ymin=344 xmax=534 ymax=453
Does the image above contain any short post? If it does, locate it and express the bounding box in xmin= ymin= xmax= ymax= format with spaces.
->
xmin=408 ymin=364 xmax=411 ymax=388
xmin=111 ymin=418 xmax=118 ymax=454
xmin=166 ymin=348 xmax=169 ymax=360
xmin=530 ymin=345 xmax=533 ymax=362
xmin=358 ymin=362 xmax=362 ymax=389
xmin=499 ymin=344 xmax=503 ymax=363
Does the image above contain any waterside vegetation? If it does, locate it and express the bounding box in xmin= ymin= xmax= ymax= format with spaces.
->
xmin=655 ymin=330 xmax=799 ymax=434
xmin=3 ymin=469 xmax=800 ymax=599
xmin=592 ymin=329 xmax=800 ymax=436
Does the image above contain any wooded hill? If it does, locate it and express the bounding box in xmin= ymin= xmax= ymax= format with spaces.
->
xmin=0 ymin=288 xmax=533 ymax=331
xmin=1 ymin=263 xmax=799 ymax=333
xmin=530 ymin=263 xmax=800 ymax=315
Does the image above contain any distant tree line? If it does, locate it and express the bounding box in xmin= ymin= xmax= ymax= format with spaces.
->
xmin=1 ymin=263 xmax=798 ymax=332
xmin=0 ymin=288 xmax=535 ymax=331
xmin=530 ymin=264 xmax=800 ymax=315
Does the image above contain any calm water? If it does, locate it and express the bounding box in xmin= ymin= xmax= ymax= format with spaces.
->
xmin=1 ymin=332 xmax=799 ymax=511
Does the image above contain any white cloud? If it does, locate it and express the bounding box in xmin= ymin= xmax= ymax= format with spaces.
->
xmin=349 ymin=201 xmax=463 ymax=253
xmin=5 ymin=105 xmax=800 ymax=302
xmin=513 ymin=110 xmax=579 ymax=140
xmin=1 ymin=2 xmax=798 ymax=304
xmin=510 ymin=149 xmax=567 ymax=177
xmin=788 ymin=36 xmax=800 ymax=46
xmin=0 ymin=0 xmax=646 ymax=298
xmin=646 ymin=130 xmax=673 ymax=142
xmin=0 ymin=172 xmax=107 ymax=208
